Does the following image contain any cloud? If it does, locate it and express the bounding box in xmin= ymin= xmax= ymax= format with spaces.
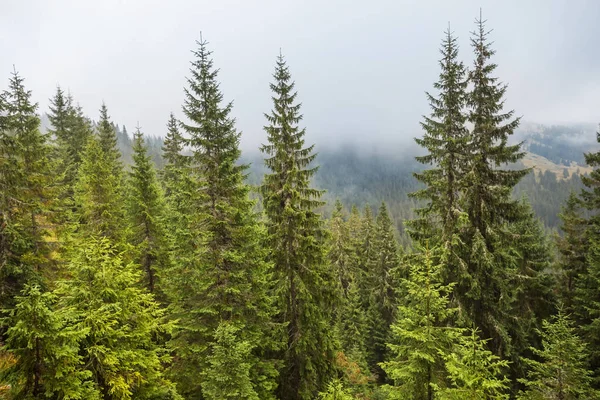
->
xmin=1 ymin=0 xmax=599 ymax=151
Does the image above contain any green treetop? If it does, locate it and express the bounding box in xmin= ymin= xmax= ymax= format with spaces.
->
xmin=260 ymin=52 xmax=337 ymax=399
xmin=518 ymin=310 xmax=597 ymax=399
xmin=168 ymin=38 xmax=277 ymax=399
xmin=127 ymin=127 xmax=171 ymax=297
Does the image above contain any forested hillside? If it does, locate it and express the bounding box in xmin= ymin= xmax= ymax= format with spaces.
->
xmin=2 ymin=14 xmax=600 ymax=400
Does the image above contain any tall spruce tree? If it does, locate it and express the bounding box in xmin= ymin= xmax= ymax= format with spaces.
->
xmin=381 ymin=244 xmax=458 ymax=400
xmin=407 ymin=27 xmax=468 ymax=254
xmin=0 ymin=70 xmax=54 ymax=309
xmin=74 ymin=136 xmax=127 ymax=243
xmin=168 ymin=38 xmax=277 ymax=399
xmin=0 ymin=285 xmax=96 ymax=399
xmin=555 ymin=192 xmax=587 ymax=311
xmin=127 ymin=127 xmax=170 ymax=297
xmin=97 ymin=103 xmax=122 ymax=175
xmin=366 ymin=202 xmax=402 ymax=382
xmin=329 ymin=200 xmax=352 ymax=297
xmin=459 ymin=13 xmax=529 ymax=358
xmin=48 ymin=87 xmax=93 ymax=205
xmin=436 ymin=329 xmax=510 ymax=400
xmin=55 ymin=237 xmax=179 ymax=399
xmin=260 ymin=53 xmax=337 ymax=399
xmin=518 ymin=310 xmax=597 ymax=399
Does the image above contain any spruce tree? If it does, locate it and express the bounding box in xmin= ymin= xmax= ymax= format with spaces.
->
xmin=381 ymin=244 xmax=458 ymax=400
xmin=55 ymin=237 xmax=179 ymax=399
xmin=366 ymin=202 xmax=402 ymax=382
xmin=0 ymin=285 xmax=97 ymax=399
xmin=329 ymin=200 xmax=351 ymax=296
xmin=74 ymin=136 xmax=127 ymax=243
xmin=407 ymin=27 xmax=468 ymax=253
xmin=96 ymin=103 xmax=122 ymax=175
xmin=574 ymin=235 xmax=600 ymax=385
xmin=555 ymin=192 xmax=587 ymax=311
xmin=518 ymin=310 xmax=597 ymax=399
xmin=459 ymin=13 xmax=529 ymax=358
xmin=168 ymin=38 xmax=277 ymax=399
xmin=436 ymin=329 xmax=510 ymax=400
xmin=0 ymin=70 xmax=54 ymax=308
xmin=127 ymin=127 xmax=170 ymax=296
xmin=48 ymin=87 xmax=93 ymax=204
xmin=260 ymin=53 xmax=337 ymax=399
xmin=201 ymin=321 xmax=260 ymax=400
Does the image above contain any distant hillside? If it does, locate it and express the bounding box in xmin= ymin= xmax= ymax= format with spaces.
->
xmin=44 ymin=113 xmax=593 ymax=236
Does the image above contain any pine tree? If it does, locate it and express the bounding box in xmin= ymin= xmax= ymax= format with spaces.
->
xmin=459 ymin=13 xmax=529 ymax=358
xmin=407 ymin=27 xmax=468 ymax=253
xmin=318 ymin=379 xmax=354 ymax=400
xmin=505 ymin=201 xmax=557 ymax=383
xmin=55 ymin=237 xmax=179 ymax=399
xmin=366 ymin=202 xmax=402 ymax=382
xmin=518 ymin=310 xmax=597 ymax=399
xmin=127 ymin=127 xmax=170 ymax=296
xmin=201 ymin=321 xmax=260 ymax=400
xmin=48 ymin=87 xmax=93 ymax=203
xmin=0 ymin=285 xmax=97 ymax=399
xmin=555 ymin=192 xmax=587 ymax=311
xmin=74 ymin=136 xmax=127 ymax=243
xmin=574 ymin=235 xmax=600 ymax=385
xmin=381 ymin=244 xmax=459 ymax=400
xmin=0 ymin=70 xmax=54 ymax=309
xmin=436 ymin=329 xmax=510 ymax=400
xmin=576 ymin=125 xmax=600 ymax=383
xmin=96 ymin=103 xmax=122 ymax=175
xmin=168 ymin=38 xmax=277 ymax=399
xmin=329 ymin=200 xmax=351 ymax=296
xmin=260 ymin=53 xmax=337 ymax=399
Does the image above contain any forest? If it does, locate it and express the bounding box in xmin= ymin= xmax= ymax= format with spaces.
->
xmin=1 ymin=14 xmax=600 ymax=400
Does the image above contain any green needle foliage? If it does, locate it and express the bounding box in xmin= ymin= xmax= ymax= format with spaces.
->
xmin=436 ymin=329 xmax=510 ymax=400
xmin=518 ymin=310 xmax=597 ymax=399
xmin=382 ymin=244 xmax=458 ymax=400
xmin=260 ymin=53 xmax=337 ymax=399
xmin=0 ymin=70 xmax=55 ymax=308
xmin=168 ymin=37 xmax=277 ymax=399
xmin=127 ymin=127 xmax=170 ymax=297
xmin=0 ymin=285 xmax=96 ymax=399
xmin=55 ymin=237 xmax=178 ymax=399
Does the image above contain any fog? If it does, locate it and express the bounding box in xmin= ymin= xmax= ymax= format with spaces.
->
xmin=2 ymin=0 xmax=600 ymax=151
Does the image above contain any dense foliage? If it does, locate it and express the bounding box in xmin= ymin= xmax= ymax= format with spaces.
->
xmin=1 ymin=13 xmax=599 ymax=400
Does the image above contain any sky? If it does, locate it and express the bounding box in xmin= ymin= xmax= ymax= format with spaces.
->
xmin=2 ymin=0 xmax=600 ymax=150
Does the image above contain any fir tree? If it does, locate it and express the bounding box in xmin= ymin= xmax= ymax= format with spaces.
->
xmin=574 ymin=235 xmax=600 ymax=385
xmin=127 ymin=127 xmax=170 ymax=296
xmin=74 ymin=136 xmax=127 ymax=243
xmin=459 ymin=13 xmax=529 ymax=358
xmin=0 ymin=285 xmax=97 ymax=399
xmin=48 ymin=87 xmax=93 ymax=204
xmin=329 ymin=200 xmax=351 ymax=296
xmin=407 ymin=27 xmax=468 ymax=252
xmin=55 ymin=237 xmax=178 ymax=399
xmin=381 ymin=244 xmax=458 ymax=400
xmin=96 ymin=103 xmax=122 ymax=175
xmin=436 ymin=329 xmax=510 ymax=400
xmin=518 ymin=310 xmax=597 ymax=399
xmin=260 ymin=53 xmax=337 ymax=399
xmin=201 ymin=321 xmax=260 ymax=400
xmin=0 ymin=70 xmax=54 ymax=308
xmin=168 ymin=37 xmax=277 ymax=398
xmin=366 ymin=202 xmax=402 ymax=382
xmin=555 ymin=192 xmax=587 ymax=311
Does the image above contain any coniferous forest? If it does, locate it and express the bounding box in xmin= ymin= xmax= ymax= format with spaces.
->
xmin=2 ymin=14 xmax=600 ymax=400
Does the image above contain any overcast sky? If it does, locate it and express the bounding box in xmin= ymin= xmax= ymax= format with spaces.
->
xmin=2 ymin=0 xmax=599 ymax=149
